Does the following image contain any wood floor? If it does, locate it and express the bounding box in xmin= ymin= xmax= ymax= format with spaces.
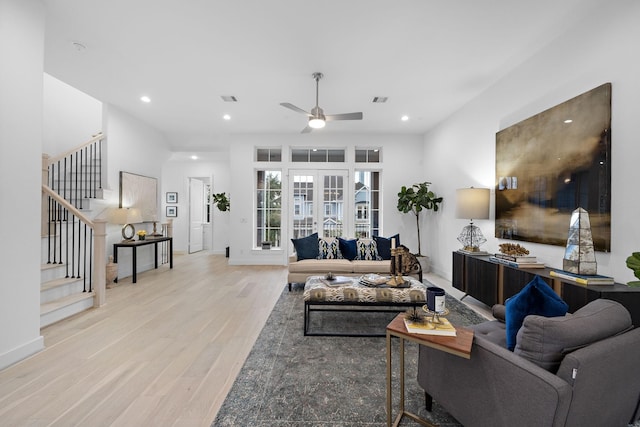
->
xmin=0 ymin=252 xmax=491 ymax=427
xmin=0 ymin=252 xmax=286 ymax=427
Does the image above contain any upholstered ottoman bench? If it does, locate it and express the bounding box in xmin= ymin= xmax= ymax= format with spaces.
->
xmin=303 ymin=275 xmax=427 ymax=336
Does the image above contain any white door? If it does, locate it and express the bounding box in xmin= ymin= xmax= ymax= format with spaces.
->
xmin=189 ymin=178 xmax=204 ymax=253
xmin=289 ymin=170 xmax=348 ymax=241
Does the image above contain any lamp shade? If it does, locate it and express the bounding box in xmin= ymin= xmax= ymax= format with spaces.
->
xmin=110 ymin=207 xmax=143 ymax=224
xmin=456 ymin=188 xmax=490 ymax=220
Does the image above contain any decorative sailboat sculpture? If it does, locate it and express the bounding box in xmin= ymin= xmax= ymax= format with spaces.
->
xmin=562 ymin=207 xmax=597 ymax=274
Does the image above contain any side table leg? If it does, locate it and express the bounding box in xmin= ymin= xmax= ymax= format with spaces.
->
xmin=386 ymin=331 xmax=392 ymax=427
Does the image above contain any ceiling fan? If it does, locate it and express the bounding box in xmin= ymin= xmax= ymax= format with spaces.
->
xmin=280 ymin=72 xmax=363 ymax=133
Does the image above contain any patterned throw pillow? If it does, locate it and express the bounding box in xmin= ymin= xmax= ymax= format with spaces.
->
xmin=355 ymin=239 xmax=382 ymax=261
xmin=318 ymin=238 xmax=342 ymax=259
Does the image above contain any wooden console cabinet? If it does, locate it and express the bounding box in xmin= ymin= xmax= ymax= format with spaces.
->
xmin=452 ymin=251 xmax=640 ymax=326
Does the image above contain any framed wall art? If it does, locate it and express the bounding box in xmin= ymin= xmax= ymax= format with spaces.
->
xmin=119 ymin=171 xmax=158 ymax=222
xmin=166 ymin=206 xmax=178 ymax=217
xmin=166 ymin=192 xmax=178 ymax=203
xmin=495 ymin=83 xmax=611 ymax=252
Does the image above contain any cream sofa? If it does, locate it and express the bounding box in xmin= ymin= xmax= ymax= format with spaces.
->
xmin=287 ymin=254 xmax=391 ymax=290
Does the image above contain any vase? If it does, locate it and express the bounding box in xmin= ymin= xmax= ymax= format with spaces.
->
xmin=138 ymin=235 xmax=145 ymax=241
xmin=106 ymin=255 xmax=117 ymax=288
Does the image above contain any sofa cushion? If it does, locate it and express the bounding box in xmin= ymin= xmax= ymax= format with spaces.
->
xmin=505 ymin=275 xmax=568 ymax=351
xmin=514 ymin=299 xmax=633 ymax=372
xmin=338 ymin=238 xmax=358 ymax=261
xmin=373 ymin=234 xmax=400 ymax=260
xmin=318 ymin=238 xmax=342 ymax=259
xmin=288 ymin=258 xmax=354 ymax=274
xmin=355 ymin=239 xmax=382 ymax=261
xmin=351 ymin=259 xmax=391 ymax=274
xmin=291 ymin=232 xmax=319 ymax=260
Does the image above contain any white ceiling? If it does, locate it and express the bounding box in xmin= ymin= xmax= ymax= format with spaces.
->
xmin=43 ymin=0 xmax=603 ymax=150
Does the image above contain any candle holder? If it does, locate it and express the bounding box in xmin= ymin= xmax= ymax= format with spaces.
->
xmin=386 ymin=247 xmax=405 ymax=286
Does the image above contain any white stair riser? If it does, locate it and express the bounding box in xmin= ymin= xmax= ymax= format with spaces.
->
xmin=40 ymin=295 xmax=94 ymax=328
xmin=41 ymin=279 xmax=86 ymax=304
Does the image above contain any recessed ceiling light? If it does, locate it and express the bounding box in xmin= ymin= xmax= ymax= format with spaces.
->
xmin=223 ymin=114 xmax=231 ymax=120
xmin=191 ymin=155 xmax=198 ymax=160
xmin=564 ymin=119 xmax=573 ymax=123
xmin=401 ymin=115 xmax=409 ymax=121
xmin=140 ymin=96 xmax=151 ymax=103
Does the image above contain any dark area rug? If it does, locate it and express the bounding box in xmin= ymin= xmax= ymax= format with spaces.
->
xmin=212 ymin=284 xmax=487 ymax=426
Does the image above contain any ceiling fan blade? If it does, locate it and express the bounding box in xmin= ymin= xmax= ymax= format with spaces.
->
xmin=301 ymin=125 xmax=313 ymax=134
xmin=325 ymin=112 xmax=363 ymax=121
xmin=280 ymin=102 xmax=311 ymax=117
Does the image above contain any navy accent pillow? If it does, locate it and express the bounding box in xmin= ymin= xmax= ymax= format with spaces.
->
xmin=338 ymin=238 xmax=358 ymax=261
xmin=373 ymin=234 xmax=400 ymax=260
xmin=291 ymin=232 xmax=319 ymax=260
xmin=505 ymin=275 xmax=568 ymax=351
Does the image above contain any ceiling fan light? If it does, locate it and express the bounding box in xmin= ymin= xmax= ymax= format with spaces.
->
xmin=308 ymin=118 xmax=325 ymax=129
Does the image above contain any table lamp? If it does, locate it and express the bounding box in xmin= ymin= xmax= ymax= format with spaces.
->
xmin=111 ymin=207 xmax=143 ymax=241
xmin=456 ymin=187 xmax=490 ymax=252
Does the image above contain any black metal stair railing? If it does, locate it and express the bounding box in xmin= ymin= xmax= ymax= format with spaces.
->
xmin=43 ymin=133 xmax=105 ymax=295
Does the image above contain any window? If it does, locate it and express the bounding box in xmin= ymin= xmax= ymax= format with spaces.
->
xmin=291 ymin=148 xmax=346 ymax=162
xmin=256 ymin=148 xmax=282 ymax=162
xmin=355 ymin=148 xmax=381 ymax=163
xmin=256 ymin=170 xmax=282 ymax=248
xmin=353 ymin=170 xmax=380 ymax=238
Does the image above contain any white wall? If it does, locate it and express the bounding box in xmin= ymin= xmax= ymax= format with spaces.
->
xmin=102 ymin=104 xmax=172 ymax=277
xmin=162 ymin=153 xmax=229 ymax=253
xmin=0 ymin=0 xmax=45 ymax=370
xmin=424 ymin=0 xmax=640 ymax=283
xmin=43 ymin=73 xmax=102 ymax=155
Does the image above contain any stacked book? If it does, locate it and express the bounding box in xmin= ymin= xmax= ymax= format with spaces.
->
xmin=490 ymin=253 xmax=545 ymax=269
xmin=549 ymin=270 xmax=615 ymax=285
xmin=404 ymin=318 xmax=457 ymax=336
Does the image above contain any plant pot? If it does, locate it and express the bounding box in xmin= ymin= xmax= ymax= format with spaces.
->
xmin=416 ymin=255 xmax=431 ymax=274
xmin=138 ymin=235 xmax=145 ymax=241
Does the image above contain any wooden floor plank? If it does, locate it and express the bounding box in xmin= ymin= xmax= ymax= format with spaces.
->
xmin=0 ymin=253 xmax=286 ymax=427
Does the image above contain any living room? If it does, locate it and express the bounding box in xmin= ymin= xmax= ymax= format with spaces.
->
xmin=2 ymin=0 xmax=640 ymax=424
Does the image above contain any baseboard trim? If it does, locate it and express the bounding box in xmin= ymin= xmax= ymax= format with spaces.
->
xmin=0 ymin=335 xmax=44 ymax=371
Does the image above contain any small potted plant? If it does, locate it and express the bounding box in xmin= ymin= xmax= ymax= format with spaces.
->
xmin=397 ymin=181 xmax=443 ymax=272
xmin=212 ymin=192 xmax=230 ymax=212
xmin=212 ymin=192 xmax=230 ymax=257
xmin=136 ymin=229 xmax=147 ymax=241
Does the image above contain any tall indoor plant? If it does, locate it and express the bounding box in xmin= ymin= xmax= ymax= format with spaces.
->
xmin=397 ymin=182 xmax=443 ymax=258
xmin=212 ymin=192 xmax=230 ymax=256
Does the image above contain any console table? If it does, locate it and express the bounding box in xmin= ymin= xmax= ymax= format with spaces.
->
xmin=113 ymin=236 xmax=173 ymax=283
xmin=452 ymin=251 xmax=640 ymax=325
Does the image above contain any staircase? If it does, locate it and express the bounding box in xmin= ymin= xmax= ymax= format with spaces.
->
xmin=40 ymin=134 xmax=108 ymax=328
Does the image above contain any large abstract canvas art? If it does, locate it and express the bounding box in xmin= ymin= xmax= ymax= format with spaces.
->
xmin=495 ymin=83 xmax=611 ymax=252
xmin=119 ymin=171 xmax=158 ymax=222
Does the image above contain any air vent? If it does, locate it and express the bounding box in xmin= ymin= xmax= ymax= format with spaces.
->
xmin=221 ymin=95 xmax=238 ymax=102
xmin=372 ymin=96 xmax=388 ymax=103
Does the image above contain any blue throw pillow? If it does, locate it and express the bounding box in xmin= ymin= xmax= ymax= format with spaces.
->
xmin=505 ymin=275 xmax=568 ymax=351
xmin=338 ymin=238 xmax=358 ymax=261
xmin=291 ymin=232 xmax=319 ymax=260
xmin=373 ymin=234 xmax=400 ymax=260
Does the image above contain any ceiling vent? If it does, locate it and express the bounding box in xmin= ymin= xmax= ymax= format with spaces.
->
xmin=221 ymin=95 xmax=238 ymax=102
xmin=372 ymin=96 xmax=388 ymax=103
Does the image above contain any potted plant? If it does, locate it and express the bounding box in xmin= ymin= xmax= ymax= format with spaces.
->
xmin=397 ymin=181 xmax=443 ymax=272
xmin=212 ymin=192 xmax=230 ymax=256
xmin=212 ymin=192 xmax=230 ymax=212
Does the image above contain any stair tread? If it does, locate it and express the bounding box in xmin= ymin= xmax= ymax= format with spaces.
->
xmin=40 ymin=292 xmax=94 ymax=315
